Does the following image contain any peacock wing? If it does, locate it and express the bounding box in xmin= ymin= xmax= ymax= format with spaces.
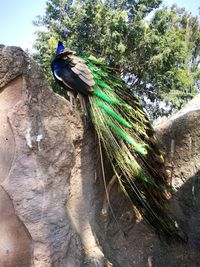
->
xmin=69 ymin=55 xmax=95 ymax=89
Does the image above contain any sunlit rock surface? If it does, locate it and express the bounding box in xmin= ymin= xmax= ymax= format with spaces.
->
xmin=0 ymin=45 xmax=82 ymax=267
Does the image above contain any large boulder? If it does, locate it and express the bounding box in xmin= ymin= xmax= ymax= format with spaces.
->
xmin=0 ymin=45 xmax=83 ymax=267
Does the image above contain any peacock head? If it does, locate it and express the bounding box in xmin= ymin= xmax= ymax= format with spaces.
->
xmin=55 ymin=41 xmax=74 ymax=56
xmin=56 ymin=41 xmax=65 ymax=54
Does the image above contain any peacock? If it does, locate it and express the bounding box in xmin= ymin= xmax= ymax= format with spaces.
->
xmin=51 ymin=41 xmax=186 ymax=242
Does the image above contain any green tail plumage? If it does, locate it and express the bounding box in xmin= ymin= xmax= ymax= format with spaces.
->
xmin=83 ymin=55 xmax=186 ymax=241
xmin=51 ymin=44 xmax=187 ymax=242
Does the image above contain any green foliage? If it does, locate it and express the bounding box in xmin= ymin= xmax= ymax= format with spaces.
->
xmin=33 ymin=0 xmax=200 ymax=119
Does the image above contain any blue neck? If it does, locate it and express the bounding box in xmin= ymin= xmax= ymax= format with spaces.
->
xmin=56 ymin=43 xmax=65 ymax=54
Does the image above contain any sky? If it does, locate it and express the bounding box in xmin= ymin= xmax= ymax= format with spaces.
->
xmin=0 ymin=0 xmax=199 ymax=51
xmin=163 ymin=0 xmax=199 ymax=15
xmin=0 ymin=0 xmax=46 ymax=50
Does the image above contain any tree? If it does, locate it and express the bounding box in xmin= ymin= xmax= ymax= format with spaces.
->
xmin=33 ymin=0 xmax=200 ymax=119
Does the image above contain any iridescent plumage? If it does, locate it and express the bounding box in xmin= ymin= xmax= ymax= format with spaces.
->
xmin=51 ymin=42 xmax=186 ymax=242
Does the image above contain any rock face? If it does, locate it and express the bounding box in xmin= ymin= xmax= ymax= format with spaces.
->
xmin=0 ymin=45 xmax=83 ymax=267
xmin=0 ymin=74 xmax=32 ymax=267
xmin=1 ymin=45 xmax=200 ymax=267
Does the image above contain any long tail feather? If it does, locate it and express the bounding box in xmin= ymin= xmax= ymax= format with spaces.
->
xmin=51 ymin=44 xmax=187 ymax=242
xmin=84 ymin=56 xmax=186 ymax=242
